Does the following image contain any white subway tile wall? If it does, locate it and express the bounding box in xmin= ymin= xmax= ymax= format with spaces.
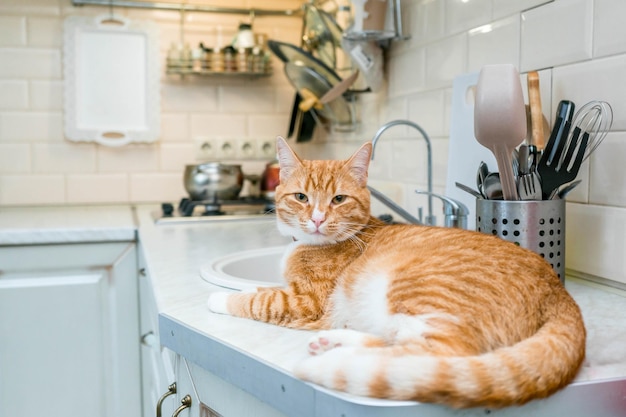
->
xmin=0 ymin=16 xmax=27 ymax=45
xmin=300 ymin=0 xmax=625 ymax=284
xmin=0 ymin=0 xmax=302 ymax=205
xmin=0 ymin=80 xmax=28 ymax=109
xmin=467 ymin=15 xmax=520 ymax=72
xmin=0 ymin=0 xmax=624 ymax=284
xmin=520 ymin=0 xmax=593 ymax=72
xmin=444 ymin=0 xmax=492 ymax=35
xmin=593 ymin=0 xmax=626 ymax=58
xmin=66 ymin=174 xmax=129 ymax=203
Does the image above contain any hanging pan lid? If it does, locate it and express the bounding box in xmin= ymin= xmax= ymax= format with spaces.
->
xmin=283 ymin=61 xmax=353 ymax=127
xmin=268 ymin=40 xmax=342 ymax=85
xmin=301 ymin=5 xmax=344 ymax=69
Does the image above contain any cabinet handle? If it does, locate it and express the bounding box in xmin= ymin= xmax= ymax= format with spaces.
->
xmin=172 ymin=395 xmax=192 ymax=417
xmin=141 ymin=331 xmax=157 ymax=348
xmin=156 ymin=382 xmax=176 ymax=417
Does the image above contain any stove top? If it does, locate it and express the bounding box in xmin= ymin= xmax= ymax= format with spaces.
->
xmin=152 ymin=197 xmax=275 ymax=224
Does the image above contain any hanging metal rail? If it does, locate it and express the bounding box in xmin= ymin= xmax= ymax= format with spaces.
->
xmin=72 ymin=0 xmax=302 ymax=17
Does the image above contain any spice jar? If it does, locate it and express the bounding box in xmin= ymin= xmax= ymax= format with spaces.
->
xmin=167 ymin=42 xmax=181 ymax=69
xmin=223 ymin=46 xmax=236 ymax=72
xmin=211 ymin=48 xmax=224 ymax=73
xmin=181 ymin=43 xmax=192 ymax=69
xmin=251 ymin=46 xmax=264 ymax=73
xmin=191 ymin=47 xmax=203 ymax=71
xmin=237 ymin=48 xmax=249 ymax=73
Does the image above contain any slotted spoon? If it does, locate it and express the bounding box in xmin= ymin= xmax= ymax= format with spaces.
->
xmin=474 ymin=65 xmax=527 ymax=200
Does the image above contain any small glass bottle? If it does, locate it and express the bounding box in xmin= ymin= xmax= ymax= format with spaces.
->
xmin=251 ymin=46 xmax=263 ymax=73
xmin=166 ymin=42 xmax=180 ymax=70
xmin=200 ymin=42 xmax=212 ymax=71
xmin=211 ymin=48 xmax=224 ymax=73
xmin=203 ymin=48 xmax=212 ymax=71
xmin=181 ymin=43 xmax=192 ymax=70
xmin=237 ymin=48 xmax=248 ymax=73
xmin=223 ymin=46 xmax=236 ymax=72
xmin=191 ymin=47 xmax=203 ymax=72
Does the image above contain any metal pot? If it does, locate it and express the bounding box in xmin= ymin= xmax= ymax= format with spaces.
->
xmin=184 ymin=162 xmax=244 ymax=201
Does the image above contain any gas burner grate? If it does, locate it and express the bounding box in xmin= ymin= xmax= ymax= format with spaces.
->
xmin=154 ymin=197 xmax=275 ymax=224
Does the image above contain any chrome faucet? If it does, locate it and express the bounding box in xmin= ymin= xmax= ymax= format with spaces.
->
xmin=368 ymin=185 xmax=422 ymax=224
xmin=371 ymin=119 xmax=435 ymax=225
xmin=415 ymin=190 xmax=469 ymax=229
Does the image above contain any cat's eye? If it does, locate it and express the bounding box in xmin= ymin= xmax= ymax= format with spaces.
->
xmin=294 ymin=193 xmax=308 ymax=203
xmin=332 ymin=195 xmax=346 ymax=204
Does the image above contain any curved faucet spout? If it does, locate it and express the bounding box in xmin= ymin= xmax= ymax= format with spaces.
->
xmin=370 ymin=119 xmax=435 ymax=225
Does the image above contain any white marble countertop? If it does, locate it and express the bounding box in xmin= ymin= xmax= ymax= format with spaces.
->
xmin=0 ymin=205 xmax=136 ymax=245
xmin=2 ymin=204 xmax=625 ymax=416
xmin=134 ymin=205 xmax=626 ymax=417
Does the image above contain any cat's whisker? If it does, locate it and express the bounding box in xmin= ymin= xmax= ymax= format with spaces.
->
xmin=335 ymin=229 xmax=368 ymax=252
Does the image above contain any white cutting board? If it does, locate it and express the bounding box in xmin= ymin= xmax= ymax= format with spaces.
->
xmin=445 ymin=72 xmax=497 ymax=230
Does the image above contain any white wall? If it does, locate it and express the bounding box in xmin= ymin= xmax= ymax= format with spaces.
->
xmin=0 ymin=0 xmax=624 ymax=285
xmin=296 ymin=0 xmax=626 ymax=285
xmin=0 ymin=0 xmax=302 ymax=204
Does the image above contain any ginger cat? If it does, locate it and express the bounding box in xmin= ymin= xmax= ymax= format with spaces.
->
xmin=208 ymin=137 xmax=586 ymax=409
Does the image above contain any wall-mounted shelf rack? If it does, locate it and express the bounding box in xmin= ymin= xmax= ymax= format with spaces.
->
xmin=166 ymin=68 xmax=272 ymax=78
xmin=72 ymin=0 xmax=303 ymax=17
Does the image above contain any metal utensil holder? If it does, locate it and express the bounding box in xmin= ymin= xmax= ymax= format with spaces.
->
xmin=476 ymin=199 xmax=565 ymax=282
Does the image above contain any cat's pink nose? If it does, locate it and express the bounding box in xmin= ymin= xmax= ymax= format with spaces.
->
xmin=311 ymin=208 xmax=325 ymax=229
xmin=313 ymin=218 xmax=325 ymax=228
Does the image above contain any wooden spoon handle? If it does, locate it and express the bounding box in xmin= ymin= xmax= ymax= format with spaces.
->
xmin=527 ymin=71 xmax=545 ymax=150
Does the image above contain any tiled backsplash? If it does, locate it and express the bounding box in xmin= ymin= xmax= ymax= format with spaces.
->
xmin=0 ymin=0 xmax=302 ymax=204
xmin=0 ymin=0 xmax=624 ymax=284
xmin=295 ymin=0 xmax=626 ymax=285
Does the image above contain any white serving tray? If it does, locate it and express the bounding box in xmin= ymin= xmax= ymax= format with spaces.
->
xmin=63 ymin=15 xmax=160 ymax=147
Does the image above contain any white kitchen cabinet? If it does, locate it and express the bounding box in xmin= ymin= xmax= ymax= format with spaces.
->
xmin=0 ymin=242 xmax=141 ymax=417
xmin=138 ymin=244 xmax=176 ymax=417
xmin=171 ymin=356 xmax=200 ymax=417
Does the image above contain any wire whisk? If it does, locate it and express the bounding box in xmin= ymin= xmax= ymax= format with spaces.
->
xmin=555 ymin=100 xmax=612 ymax=170
xmin=576 ymin=100 xmax=612 ymax=160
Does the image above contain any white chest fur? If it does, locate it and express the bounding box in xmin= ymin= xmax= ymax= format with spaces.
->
xmin=329 ymin=272 xmax=436 ymax=343
xmin=330 ymin=273 xmax=391 ymax=333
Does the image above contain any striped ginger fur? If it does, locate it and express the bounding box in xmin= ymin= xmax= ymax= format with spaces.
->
xmin=207 ymin=137 xmax=586 ymax=409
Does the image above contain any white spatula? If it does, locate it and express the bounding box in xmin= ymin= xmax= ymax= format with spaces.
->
xmin=474 ymin=65 xmax=527 ymax=200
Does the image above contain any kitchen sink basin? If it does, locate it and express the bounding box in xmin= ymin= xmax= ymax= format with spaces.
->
xmin=200 ymin=246 xmax=287 ymax=290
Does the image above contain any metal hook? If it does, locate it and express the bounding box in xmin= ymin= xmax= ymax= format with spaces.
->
xmin=101 ymin=0 xmax=124 ymax=25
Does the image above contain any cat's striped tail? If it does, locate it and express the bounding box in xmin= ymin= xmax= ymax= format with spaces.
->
xmin=293 ymin=297 xmax=585 ymax=409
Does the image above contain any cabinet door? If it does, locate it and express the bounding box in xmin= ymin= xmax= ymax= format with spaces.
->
xmin=0 ymin=243 xmax=140 ymax=417
xmin=171 ymin=355 xmax=200 ymax=417
xmin=138 ymin=246 xmax=175 ymax=417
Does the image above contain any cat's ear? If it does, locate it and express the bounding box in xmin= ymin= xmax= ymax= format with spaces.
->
xmin=276 ymin=136 xmax=302 ymax=182
xmin=346 ymin=142 xmax=372 ymax=187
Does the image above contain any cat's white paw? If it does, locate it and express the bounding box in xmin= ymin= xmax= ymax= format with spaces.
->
xmin=307 ymin=329 xmax=374 ymax=356
xmin=207 ymin=292 xmax=231 ymax=314
xmin=294 ymin=346 xmax=356 ymax=383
